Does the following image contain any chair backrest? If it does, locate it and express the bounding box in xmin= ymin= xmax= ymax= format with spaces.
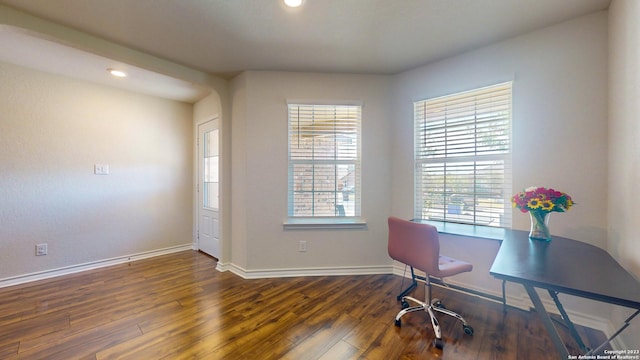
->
xmin=388 ymin=217 xmax=441 ymax=275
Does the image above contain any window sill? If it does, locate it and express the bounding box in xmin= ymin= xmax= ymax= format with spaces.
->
xmin=412 ymin=219 xmax=505 ymax=241
xmin=284 ymin=217 xmax=367 ymax=230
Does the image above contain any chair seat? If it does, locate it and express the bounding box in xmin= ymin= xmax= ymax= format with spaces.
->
xmin=435 ymin=255 xmax=473 ymax=279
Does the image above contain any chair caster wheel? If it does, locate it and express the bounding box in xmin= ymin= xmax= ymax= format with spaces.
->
xmin=463 ymin=324 xmax=474 ymax=335
xmin=431 ymin=298 xmax=445 ymax=309
xmin=394 ymin=319 xmax=401 ymax=327
xmin=433 ymin=338 xmax=445 ymax=349
xmin=400 ymin=300 xmax=410 ymax=309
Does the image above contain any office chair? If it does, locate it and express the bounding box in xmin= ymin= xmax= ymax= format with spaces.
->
xmin=387 ymin=216 xmax=474 ymax=349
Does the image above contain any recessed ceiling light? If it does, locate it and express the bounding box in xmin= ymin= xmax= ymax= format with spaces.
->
xmin=284 ymin=0 xmax=303 ymax=8
xmin=108 ymin=68 xmax=127 ymax=78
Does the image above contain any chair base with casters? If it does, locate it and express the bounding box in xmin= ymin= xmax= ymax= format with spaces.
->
xmin=394 ymin=269 xmax=474 ymax=349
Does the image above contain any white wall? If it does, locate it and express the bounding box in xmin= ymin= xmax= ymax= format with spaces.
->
xmin=0 ymin=62 xmax=194 ymax=282
xmin=229 ymin=71 xmax=393 ymax=274
xmin=391 ymin=11 xmax=609 ymax=319
xmin=229 ymin=73 xmax=249 ymax=270
xmin=608 ymin=0 xmax=640 ymax=348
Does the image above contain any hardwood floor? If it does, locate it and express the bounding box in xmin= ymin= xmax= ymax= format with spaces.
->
xmin=0 ymin=250 xmax=608 ymax=359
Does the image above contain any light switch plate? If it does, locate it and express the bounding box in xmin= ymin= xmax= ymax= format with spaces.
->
xmin=36 ymin=243 xmax=48 ymax=256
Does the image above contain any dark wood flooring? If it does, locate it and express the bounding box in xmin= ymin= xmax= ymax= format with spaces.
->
xmin=0 ymin=250 xmax=608 ymax=359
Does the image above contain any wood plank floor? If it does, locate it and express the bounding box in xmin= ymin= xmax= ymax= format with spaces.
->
xmin=0 ymin=250 xmax=608 ymax=359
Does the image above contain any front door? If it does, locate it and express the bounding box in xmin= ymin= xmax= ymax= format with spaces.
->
xmin=198 ymin=120 xmax=219 ymax=258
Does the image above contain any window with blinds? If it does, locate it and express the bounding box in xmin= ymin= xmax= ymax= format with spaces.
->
xmin=288 ymin=103 xmax=361 ymax=218
xmin=414 ymin=82 xmax=512 ymax=227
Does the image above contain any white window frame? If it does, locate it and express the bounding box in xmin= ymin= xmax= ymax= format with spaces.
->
xmin=284 ymin=101 xmax=365 ymax=230
xmin=414 ymin=82 xmax=512 ymax=228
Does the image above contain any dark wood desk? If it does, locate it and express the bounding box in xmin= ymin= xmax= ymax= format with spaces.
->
xmin=490 ymin=229 xmax=640 ymax=358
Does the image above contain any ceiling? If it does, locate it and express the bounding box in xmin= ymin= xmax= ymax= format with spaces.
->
xmin=0 ymin=0 xmax=611 ymax=103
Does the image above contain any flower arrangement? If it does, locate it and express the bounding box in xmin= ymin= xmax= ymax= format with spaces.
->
xmin=511 ymin=186 xmax=574 ymax=213
xmin=511 ymin=186 xmax=574 ymax=241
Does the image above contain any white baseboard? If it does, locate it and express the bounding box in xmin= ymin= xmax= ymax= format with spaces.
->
xmin=608 ymin=329 xmax=627 ymax=352
xmin=0 ymin=243 xmax=195 ymax=288
xmin=216 ymin=262 xmax=393 ymax=279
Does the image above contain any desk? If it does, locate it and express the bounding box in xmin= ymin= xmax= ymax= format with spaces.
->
xmin=490 ymin=229 xmax=640 ymax=358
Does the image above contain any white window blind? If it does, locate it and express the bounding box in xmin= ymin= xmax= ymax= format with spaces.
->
xmin=288 ymin=103 xmax=361 ymax=218
xmin=414 ymin=82 xmax=512 ymax=227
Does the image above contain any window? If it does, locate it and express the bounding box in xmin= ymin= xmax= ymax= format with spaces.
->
xmin=414 ymin=82 xmax=512 ymax=227
xmin=287 ymin=103 xmax=361 ymax=219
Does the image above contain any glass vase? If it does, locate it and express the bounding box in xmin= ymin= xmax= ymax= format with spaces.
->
xmin=529 ymin=211 xmax=551 ymax=242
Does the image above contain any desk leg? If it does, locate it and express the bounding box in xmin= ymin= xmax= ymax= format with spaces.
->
xmin=587 ymin=309 xmax=640 ymax=355
xmin=524 ymin=285 xmax=569 ymax=359
xmin=397 ymin=266 xmax=418 ymax=301
xmin=548 ymin=290 xmax=588 ymax=353
xmin=502 ymin=280 xmax=507 ymax=313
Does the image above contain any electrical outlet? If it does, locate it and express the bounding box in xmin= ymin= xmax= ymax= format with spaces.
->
xmin=94 ymin=164 xmax=110 ymax=175
xmin=36 ymin=243 xmax=48 ymax=256
xmin=298 ymin=240 xmax=307 ymax=252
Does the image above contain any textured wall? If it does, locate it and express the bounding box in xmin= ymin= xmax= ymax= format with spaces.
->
xmin=0 ymin=62 xmax=193 ymax=280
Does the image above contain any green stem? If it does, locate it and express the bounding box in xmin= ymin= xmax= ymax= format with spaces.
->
xmin=529 ymin=211 xmax=551 ymax=241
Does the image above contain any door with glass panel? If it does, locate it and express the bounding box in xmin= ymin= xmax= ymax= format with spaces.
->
xmin=198 ymin=120 xmax=219 ymax=258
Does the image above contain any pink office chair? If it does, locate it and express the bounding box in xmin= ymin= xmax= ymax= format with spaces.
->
xmin=388 ymin=216 xmax=474 ymax=349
